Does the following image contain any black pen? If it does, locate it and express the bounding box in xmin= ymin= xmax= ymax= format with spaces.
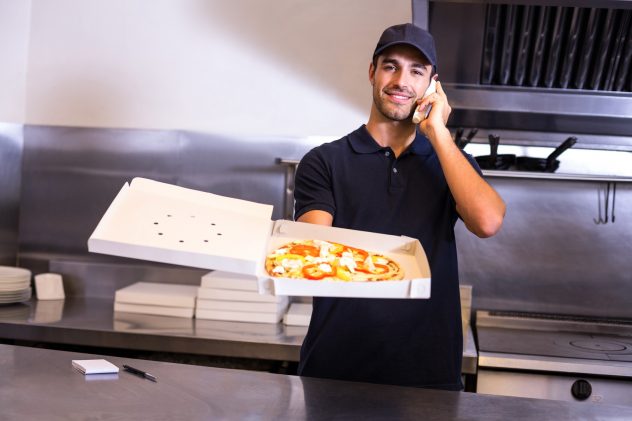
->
xmin=123 ymin=364 xmax=157 ymax=382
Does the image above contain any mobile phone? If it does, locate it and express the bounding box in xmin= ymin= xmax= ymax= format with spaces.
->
xmin=412 ymin=78 xmax=437 ymax=124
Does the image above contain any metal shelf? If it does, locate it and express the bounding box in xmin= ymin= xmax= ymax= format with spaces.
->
xmin=280 ymin=158 xmax=632 ymax=183
xmin=482 ymin=170 xmax=632 ymax=183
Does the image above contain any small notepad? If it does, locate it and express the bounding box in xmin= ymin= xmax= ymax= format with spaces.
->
xmin=72 ymin=359 xmax=119 ymax=375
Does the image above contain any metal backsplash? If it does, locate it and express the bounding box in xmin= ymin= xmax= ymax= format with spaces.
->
xmin=0 ymin=123 xmax=22 ymax=266
xmin=14 ymin=124 xmax=632 ymax=319
xmin=456 ymin=177 xmax=632 ymax=319
xmin=17 ymin=125 xmax=318 ymax=273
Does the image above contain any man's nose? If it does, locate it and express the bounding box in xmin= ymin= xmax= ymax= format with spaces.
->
xmin=391 ymin=70 xmax=410 ymax=89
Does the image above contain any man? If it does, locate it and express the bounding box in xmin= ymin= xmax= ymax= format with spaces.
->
xmin=293 ymin=23 xmax=505 ymax=390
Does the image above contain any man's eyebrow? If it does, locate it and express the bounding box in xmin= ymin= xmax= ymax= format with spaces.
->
xmin=381 ymin=57 xmax=429 ymax=69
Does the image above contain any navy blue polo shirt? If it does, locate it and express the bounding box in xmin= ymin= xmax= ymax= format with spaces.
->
xmin=294 ymin=125 xmax=480 ymax=390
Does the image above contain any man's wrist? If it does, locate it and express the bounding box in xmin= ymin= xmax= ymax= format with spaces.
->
xmin=426 ymin=125 xmax=451 ymax=144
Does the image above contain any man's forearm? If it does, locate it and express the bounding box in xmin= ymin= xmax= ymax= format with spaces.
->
xmin=428 ymin=126 xmax=506 ymax=238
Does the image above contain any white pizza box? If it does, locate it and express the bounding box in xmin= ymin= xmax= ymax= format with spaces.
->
xmin=196 ymin=308 xmax=283 ymax=324
xmin=197 ymin=287 xmax=286 ymax=303
xmin=283 ymin=303 xmax=313 ymax=326
xmin=114 ymin=302 xmax=194 ymax=318
xmin=201 ymin=271 xmax=259 ymax=292
xmin=195 ymin=318 xmax=283 ymax=336
xmin=88 ymin=178 xmax=431 ymax=299
xmin=115 ymin=282 xmax=198 ymax=308
xmin=196 ymin=297 xmax=288 ymax=313
xmin=113 ymin=310 xmax=195 ymax=333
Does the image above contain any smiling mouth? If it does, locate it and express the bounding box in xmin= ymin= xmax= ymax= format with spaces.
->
xmin=385 ymin=91 xmax=414 ymax=104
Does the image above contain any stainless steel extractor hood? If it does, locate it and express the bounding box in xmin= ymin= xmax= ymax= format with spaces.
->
xmin=426 ymin=1 xmax=632 ymax=149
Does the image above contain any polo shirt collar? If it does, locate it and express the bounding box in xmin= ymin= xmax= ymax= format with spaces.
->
xmin=347 ymin=125 xmax=383 ymax=154
xmin=407 ymin=129 xmax=434 ymax=156
xmin=348 ymin=125 xmax=433 ymax=156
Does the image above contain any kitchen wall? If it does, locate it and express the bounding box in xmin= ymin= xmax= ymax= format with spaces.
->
xmin=21 ymin=0 xmax=410 ymax=137
xmin=1 ymin=0 xmax=411 ymax=274
xmin=0 ymin=124 xmax=22 ymax=266
xmin=456 ymin=177 xmax=632 ymax=319
xmin=15 ymin=124 xmax=632 ymax=320
xmin=0 ymin=0 xmax=30 ymax=123
xmin=4 ymin=1 xmax=631 ymax=319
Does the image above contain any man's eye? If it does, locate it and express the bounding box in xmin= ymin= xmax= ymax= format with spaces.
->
xmin=384 ymin=65 xmax=397 ymax=71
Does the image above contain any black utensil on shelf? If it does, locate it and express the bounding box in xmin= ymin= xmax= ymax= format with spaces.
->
xmin=454 ymin=128 xmax=464 ymax=148
xmin=475 ymin=135 xmax=516 ymax=170
xmin=459 ymin=128 xmax=479 ymax=149
xmin=514 ymin=136 xmax=577 ymax=172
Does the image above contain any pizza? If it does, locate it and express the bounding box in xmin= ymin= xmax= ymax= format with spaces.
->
xmin=265 ymin=239 xmax=404 ymax=282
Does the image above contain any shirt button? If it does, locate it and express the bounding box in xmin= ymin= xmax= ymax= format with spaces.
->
xmin=393 ymin=168 xmax=398 ymax=174
xmin=385 ymin=151 xmax=391 ymax=157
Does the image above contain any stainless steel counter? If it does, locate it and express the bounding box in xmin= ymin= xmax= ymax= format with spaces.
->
xmin=2 ymin=344 xmax=630 ymax=421
xmin=0 ymin=296 xmax=478 ymax=373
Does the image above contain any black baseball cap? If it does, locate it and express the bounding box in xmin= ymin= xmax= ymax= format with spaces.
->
xmin=373 ymin=23 xmax=437 ymax=71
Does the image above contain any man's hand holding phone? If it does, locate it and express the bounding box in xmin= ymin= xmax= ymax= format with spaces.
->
xmin=412 ymin=76 xmax=437 ymax=124
xmin=413 ymin=75 xmax=451 ymax=135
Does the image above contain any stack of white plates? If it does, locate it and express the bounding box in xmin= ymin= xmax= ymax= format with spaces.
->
xmin=0 ymin=266 xmax=32 ymax=304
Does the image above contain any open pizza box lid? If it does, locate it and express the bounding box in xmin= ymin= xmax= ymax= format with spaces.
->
xmin=88 ymin=178 xmax=431 ymax=299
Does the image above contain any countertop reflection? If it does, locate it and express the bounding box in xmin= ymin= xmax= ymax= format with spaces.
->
xmin=1 ymin=344 xmax=629 ymax=421
xmin=0 ymin=296 xmax=476 ymax=372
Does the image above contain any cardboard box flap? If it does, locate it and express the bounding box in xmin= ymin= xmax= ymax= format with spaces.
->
xmin=88 ymin=178 xmax=433 ymax=299
xmin=88 ymin=178 xmax=273 ymax=274
xmin=129 ymin=178 xmax=273 ymax=219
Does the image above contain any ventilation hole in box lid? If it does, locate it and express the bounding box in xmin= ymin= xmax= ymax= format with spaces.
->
xmin=154 ymin=222 xmax=159 ymax=225
xmin=158 ymin=233 xmax=163 ymax=236
xmin=179 ymin=240 xmax=184 ymax=243
xmin=217 ymin=233 xmax=222 ymax=236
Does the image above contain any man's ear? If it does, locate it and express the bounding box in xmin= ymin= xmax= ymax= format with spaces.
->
xmin=369 ymin=62 xmax=375 ymax=86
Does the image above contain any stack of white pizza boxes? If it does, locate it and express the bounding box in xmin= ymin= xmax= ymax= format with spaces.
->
xmin=114 ymin=282 xmax=198 ymax=318
xmin=283 ymin=302 xmax=313 ymax=327
xmin=196 ymin=271 xmax=289 ymax=323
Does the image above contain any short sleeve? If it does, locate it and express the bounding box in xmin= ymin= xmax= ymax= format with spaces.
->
xmin=293 ymin=148 xmax=336 ymax=221
xmin=452 ymin=150 xmax=484 ymax=222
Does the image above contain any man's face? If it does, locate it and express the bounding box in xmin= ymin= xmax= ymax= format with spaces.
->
xmin=369 ymin=45 xmax=433 ymax=122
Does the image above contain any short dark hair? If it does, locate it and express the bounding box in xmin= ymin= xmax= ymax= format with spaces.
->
xmin=371 ymin=23 xmax=437 ymax=73
xmin=371 ymin=50 xmax=436 ymax=77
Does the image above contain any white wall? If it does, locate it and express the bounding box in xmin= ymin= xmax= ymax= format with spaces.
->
xmin=0 ymin=0 xmax=31 ymax=123
xmin=22 ymin=0 xmax=411 ymax=137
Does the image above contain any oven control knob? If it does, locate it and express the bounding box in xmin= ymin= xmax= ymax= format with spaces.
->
xmin=571 ymin=379 xmax=592 ymax=401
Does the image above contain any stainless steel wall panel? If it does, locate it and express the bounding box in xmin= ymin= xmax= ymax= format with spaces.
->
xmin=456 ymin=178 xmax=632 ymax=319
xmin=177 ymin=131 xmax=317 ymax=221
xmin=17 ymin=124 xmax=632 ymax=320
xmin=17 ymin=125 xmax=319 ymax=275
xmin=48 ymin=259 xmax=206 ymax=298
xmin=0 ymin=123 xmax=22 ymax=266
xmin=18 ymin=126 xmax=181 ymax=256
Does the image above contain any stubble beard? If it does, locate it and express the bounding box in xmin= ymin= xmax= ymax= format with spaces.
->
xmin=373 ymin=85 xmax=416 ymax=122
